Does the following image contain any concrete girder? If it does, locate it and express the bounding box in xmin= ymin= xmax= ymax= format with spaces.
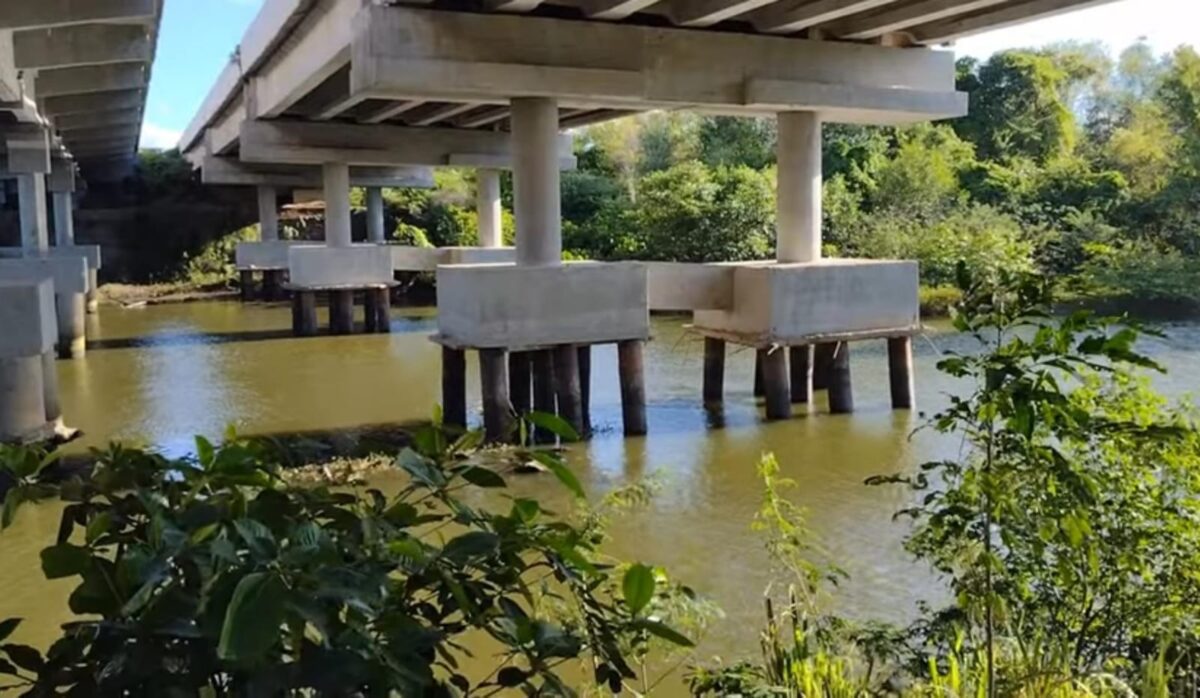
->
xmin=13 ymin=23 xmax=152 ymax=70
xmin=359 ymin=100 xmax=425 ymax=124
xmin=53 ymin=108 xmax=141 ymax=131
xmin=238 ymin=120 xmax=577 ymax=169
xmin=70 ymin=140 xmax=137 ymax=157
xmin=485 ymin=0 xmax=546 ymax=10
xmin=669 ymin=0 xmax=779 ymax=27
xmin=581 ymin=0 xmax=664 ymax=20
xmin=350 ymin=5 xmax=965 ymax=124
xmin=200 ymin=156 xmax=436 ymax=188
xmin=909 ymin=0 xmax=1123 ymax=44
xmin=457 ymin=106 xmax=511 ymax=129
xmin=5 ymin=129 xmax=52 ymax=175
xmin=747 ymin=0 xmax=902 ymax=34
xmin=40 ymin=88 xmax=144 ymax=117
xmin=822 ymin=0 xmax=1005 ymax=39
xmin=33 ymin=64 xmax=146 ymax=98
xmin=251 ymin=0 xmax=361 ymax=120
xmin=0 ymin=34 xmax=19 ymax=103
xmin=0 ymin=0 xmax=156 ymax=30
xmin=61 ymin=124 xmax=141 ymax=144
xmin=410 ymin=102 xmax=486 ymax=127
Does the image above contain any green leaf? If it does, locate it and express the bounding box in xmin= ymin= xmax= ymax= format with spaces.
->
xmin=1 ymin=488 xmax=23 ymax=530
xmin=497 ymin=666 xmax=530 ymax=687
xmin=0 ymin=619 xmax=20 ymax=644
xmin=459 ymin=466 xmax=506 ymax=489
xmin=2 ymin=644 xmax=43 ymax=672
xmin=195 ymin=435 xmax=215 ymax=469
xmin=622 ymin=564 xmax=655 ymax=616
xmin=441 ymin=532 xmax=500 ymax=564
xmin=218 ymin=572 xmax=287 ymax=663
xmin=526 ymin=412 xmax=580 ymax=442
xmin=85 ymin=511 xmax=113 ymax=545
xmin=398 ymin=449 xmax=446 ymax=489
xmin=40 ymin=544 xmax=91 ymax=580
xmin=530 ymin=451 xmax=585 ymax=499
xmin=631 ymin=619 xmax=694 ymax=647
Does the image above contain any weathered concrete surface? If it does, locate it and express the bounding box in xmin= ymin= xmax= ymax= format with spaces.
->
xmin=0 ymin=256 xmax=89 ymax=358
xmin=0 ymin=279 xmax=56 ymax=358
xmin=391 ymin=245 xmax=516 ymax=272
xmin=288 ymin=244 xmax=394 ymax=288
xmin=236 ymin=240 xmax=319 ymax=270
xmin=0 ymin=354 xmax=48 ymax=443
xmin=694 ymin=260 xmax=920 ymax=345
xmin=437 ymin=261 xmax=649 ymax=349
xmin=646 ymin=262 xmax=734 ymax=311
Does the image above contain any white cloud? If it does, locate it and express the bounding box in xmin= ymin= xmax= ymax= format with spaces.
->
xmin=140 ymin=120 xmax=184 ymax=151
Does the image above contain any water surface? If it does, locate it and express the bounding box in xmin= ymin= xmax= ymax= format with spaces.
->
xmin=5 ymin=300 xmax=1200 ymax=690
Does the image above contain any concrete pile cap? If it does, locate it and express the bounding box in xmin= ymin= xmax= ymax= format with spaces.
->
xmin=0 ymin=279 xmax=57 ymax=357
xmin=0 ymin=255 xmax=89 ymax=294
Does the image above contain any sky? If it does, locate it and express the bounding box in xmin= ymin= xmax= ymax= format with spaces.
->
xmin=138 ymin=0 xmax=1200 ymax=150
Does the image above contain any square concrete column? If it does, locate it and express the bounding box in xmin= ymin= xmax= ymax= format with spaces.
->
xmin=323 ymin=163 xmax=352 ymax=248
xmin=52 ymin=192 xmax=74 ymax=247
xmin=258 ymin=186 xmax=279 ymax=242
xmin=366 ymin=187 xmax=386 ymax=244
xmin=511 ymin=97 xmax=561 ymax=266
xmin=777 ymin=112 xmax=822 ymax=264
xmin=476 ymin=168 xmax=503 ymax=248
xmin=18 ymin=174 xmax=50 ymax=255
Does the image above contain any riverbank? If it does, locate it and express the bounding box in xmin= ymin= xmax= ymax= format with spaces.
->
xmin=98 ymin=280 xmax=238 ymax=307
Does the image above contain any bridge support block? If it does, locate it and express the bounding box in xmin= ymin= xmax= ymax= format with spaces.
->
xmin=762 ymin=348 xmax=791 ymax=420
xmin=888 ymin=336 xmax=915 ymax=410
xmin=480 ymin=348 xmax=512 ymax=443
xmin=618 ymin=339 xmax=647 ymax=436
xmin=828 ymin=342 xmax=854 ymax=414
xmin=442 ymin=347 xmax=467 ymax=430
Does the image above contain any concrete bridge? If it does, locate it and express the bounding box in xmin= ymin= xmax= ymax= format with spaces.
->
xmin=0 ymin=0 xmax=1121 ymax=443
xmin=0 ymin=0 xmax=162 ymax=441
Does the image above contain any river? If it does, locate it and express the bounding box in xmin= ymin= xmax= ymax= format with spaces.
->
xmin=3 ymin=299 xmax=1199 ymax=692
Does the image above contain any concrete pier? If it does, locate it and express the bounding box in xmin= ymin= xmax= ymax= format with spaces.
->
xmin=442 ymin=347 xmax=467 ymax=430
xmin=577 ymin=345 xmax=592 ymax=437
xmin=476 ymin=169 xmax=502 ymax=249
xmin=0 ymin=279 xmax=63 ymax=443
xmin=552 ymin=344 xmax=583 ymax=436
xmin=703 ymin=337 xmax=725 ymax=404
xmin=813 ymin=343 xmax=835 ymax=391
xmin=531 ymin=350 xmax=556 ymax=442
xmin=363 ymin=288 xmax=391 ymax=333
xmin=479 ymin=348 xmax=511 ymax=443
xmin=790 ymin=345 xmax=812 ymax=405
xmin=329 ymin=290 xmax=355 ymax=335
xmin=828 ymin=342 xmax=854 ymax=415
xmin=618 ymin=340 xmax=647 ymax=436
xmin=888 ymin=336 xmax=915 ymax=410
xmin=509 ymin=351 xmax=532 ymax=417
xmin=0 ymin=256 xmax=89 ymax=360
xmin=366 ymin=187 xmax=386 ymax=244
xmin=512 ymin=97 xmax=562 ymax=267
xmin=761 ymin=348 xmax=791 ymax=421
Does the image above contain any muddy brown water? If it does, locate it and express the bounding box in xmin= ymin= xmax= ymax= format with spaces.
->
xmin=3 ymin=300 xmax=1199 ymax=693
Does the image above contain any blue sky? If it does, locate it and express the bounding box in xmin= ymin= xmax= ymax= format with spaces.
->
xmin=139 ymin=0 xmax=1200 ymax=149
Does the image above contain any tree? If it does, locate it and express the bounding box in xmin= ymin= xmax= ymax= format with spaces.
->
xmin=697 ymin=116 xmax=777 ymax=170
xmin=955 ymin=52 xmax=1077 ymax=163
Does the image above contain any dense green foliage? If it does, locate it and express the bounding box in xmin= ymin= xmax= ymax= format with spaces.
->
xmin=0 ymin=417 xmax=694 ymax=695
xmin=692 ymin=270 xmax=1200 ymax=696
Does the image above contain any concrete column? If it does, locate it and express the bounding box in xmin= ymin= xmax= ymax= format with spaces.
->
xmin=366 ymin=187 xmax=386 ymax=244
xmin=293 ymin=292 xmax=318 ymax=336
xmin=476 ymin=168 xmax=503 ymax=248
xmin=329 ymin=290 xmax=355 ymax=334
xmin=577 ymin=345 xmax=592 ymax=438
xmin=323 ymin=163 xmax=352 ymax=248
xmin=52 ymin=192 xmax=74 ymax=247
xmin=18 ymin=174 xmax=49 ymax=255
xmin=55 ymin=293 xmax=86 ymax=359
xmin=442 ymin=347 xmax=467 ymax=430
xmin=41 ymin=351 xmax=61 ymax=424
xmin=888 ymin=336 xmax=915 ymax=410
xmin=777 ymin=111 xmax=822 ymax=264
xmin=509 ymin=352 xmax=532 ymax=417
xmin=86 ymin=269 xmax=99 ymax=314
xmin=480 ymin=348 xmax=512 ymax=443
xmin=0 ymin=355 xmax=46 ymax=442
xmin=531 ymin=349 xmax=557 ymax=444
xmin=552 ymin=345 xmax=583 ymax=437
xmin=618 ymin=340 xmax=647 ymax=436
xmin=511 ymin=97 xmax=562 ymax=266
xmin=257 ymin=186 xmax=279 ymax=242
xmin=828 ymin=342 xmax=854 ymax=414
xmin=761 ymin=348 xmax=792 ymax=420
xmin=790 ymin=345 xmax=813 ymax=405
xmin=703 ymin=337 xmax=725 ymax=404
